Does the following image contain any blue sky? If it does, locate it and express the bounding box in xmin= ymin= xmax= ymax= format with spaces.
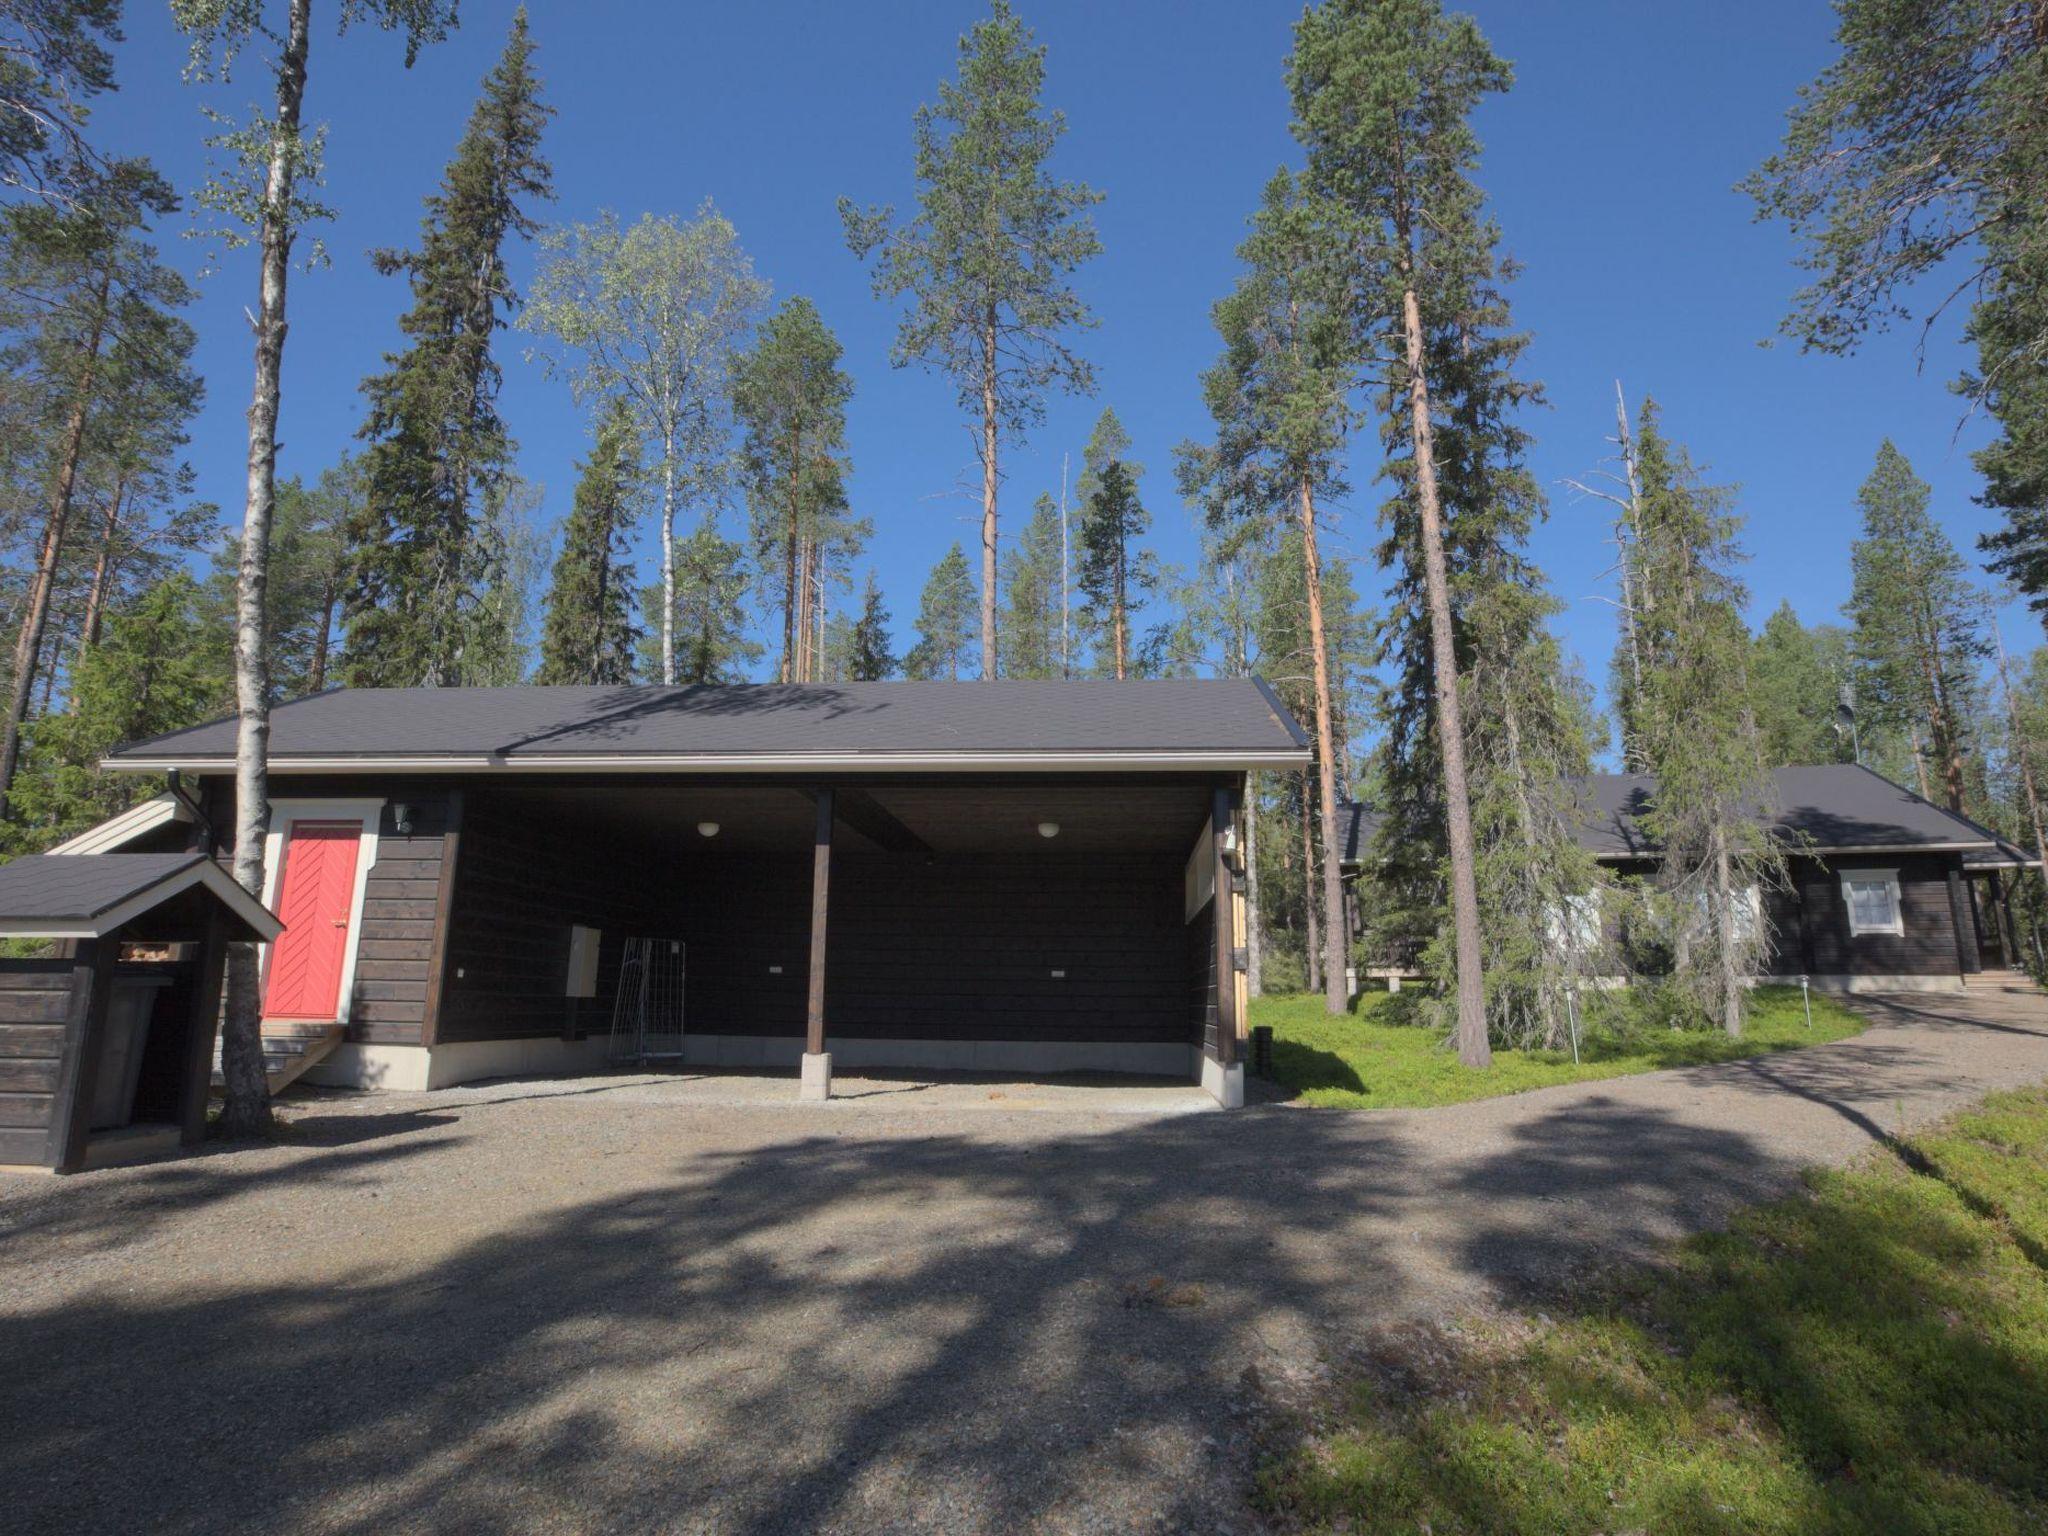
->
xmin=92 ymin=0 xmax=2026 ymax=743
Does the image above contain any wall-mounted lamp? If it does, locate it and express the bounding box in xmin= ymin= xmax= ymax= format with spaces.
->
xmin=392 ymin=801 xmax=414 ymax=836
xmin=696 ymin=820 xmax=721 ymax=839
xmin=1037 ymin=821 xmax=1061 ymax=840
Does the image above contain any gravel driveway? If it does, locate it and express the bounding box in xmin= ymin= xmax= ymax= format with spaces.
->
xmin=4 ymin=981 xmax=2047 ymax=1536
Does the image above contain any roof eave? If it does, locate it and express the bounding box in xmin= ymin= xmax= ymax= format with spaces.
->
xmin=104 ymin=748 xmax=1313 ymax=776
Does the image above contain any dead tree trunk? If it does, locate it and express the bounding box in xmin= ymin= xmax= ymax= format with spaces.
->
xmin=220 ymin=0 xmax=314 ymax=1140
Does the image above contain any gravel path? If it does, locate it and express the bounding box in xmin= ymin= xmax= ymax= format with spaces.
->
xmin=3 ymin=981 xmax=2046 ymax=1536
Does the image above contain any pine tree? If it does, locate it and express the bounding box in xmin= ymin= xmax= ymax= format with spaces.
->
xmin=0 ymin=161 xmax=186 ymax=818
xmin=841 ymin=0 xmax=1101 ymax=678
xmin=905 ymin=543 xmax=977 ymax=681
xmin=836 ymin=572 xmax=897 ymax=681
xmin=0 ymin=0 xmax=122 ymax=202
xmin=1744 ymin=3 xmax=2048 ymax=615
xmin=1289 ymin=0 xmax=1538 ymax=1063
xmin=340 ymin=9 xmax=552 ymax=687
xmin=1000 ymin=493 xmax=1064 ymax=678
xmin=734 ymin=296 xmax=860 ymax=684
xmin=1252 ymin=526 xmax=1372 ymax=993
xmin=1628 ymin=404 xmax=1783 ymax=1037
xmin=1751 ymin=602 xmax=1856 ymax=768
xmin=1179 ymin=167 xmax=1357 ymax=1016
xmin=8 ymin=572 xmax=222 ymax=849
xmin=643 ymin=518 xmax=760 ymax=685
xmin=1845 ymin=440 xmax=1987 ymax=812
xmin=537 ymin=400 xmax=639 ymax=685
xmin=1073 ymin=407 xmax=1149 ymax=679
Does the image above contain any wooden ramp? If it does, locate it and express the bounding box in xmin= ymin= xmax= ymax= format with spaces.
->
xmin=211 ymin=1021 xmax=347 ymax=1095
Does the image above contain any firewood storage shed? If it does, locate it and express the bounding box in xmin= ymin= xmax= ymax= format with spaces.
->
xmin=0 ymin=853 xmax=281 ymax=1174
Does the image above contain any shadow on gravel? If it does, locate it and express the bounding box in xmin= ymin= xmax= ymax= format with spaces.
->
xmin=11 ymin=984 xmax=2042 ymax=1534
xmin=0 ymin=1093 xmax=1824 ymax=1536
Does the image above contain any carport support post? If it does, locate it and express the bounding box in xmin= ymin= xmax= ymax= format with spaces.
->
xmin=1205 ymin=783 xmax=1245 ymax=1109
xmin=801 ymin=787 xmax=833 ymax=1101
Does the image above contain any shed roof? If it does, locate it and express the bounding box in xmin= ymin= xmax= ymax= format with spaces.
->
xmin=1340 ymin=764 xmax=2019 ymax=868
xmin=105 ymin=680 xmax=1311 ymax=775
xmin=0 ymin=853 xmax=282 ymax=940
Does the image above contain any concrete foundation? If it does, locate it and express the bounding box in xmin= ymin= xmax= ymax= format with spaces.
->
xmin=1200 ymin=1054 xmax=1244 ymax=1109
xmin=799 ymin=1051 xmax=832 ymax=1102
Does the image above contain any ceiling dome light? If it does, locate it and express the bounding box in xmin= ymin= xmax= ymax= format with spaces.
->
xmin=696 ymin=821 xmax=721 ymax=838
xmin=1037 ymin=821 xmax=1061 ymax=839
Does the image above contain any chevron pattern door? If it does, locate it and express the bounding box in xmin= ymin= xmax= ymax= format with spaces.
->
xmin=262 ymin=820 xmax=363 ymax=1020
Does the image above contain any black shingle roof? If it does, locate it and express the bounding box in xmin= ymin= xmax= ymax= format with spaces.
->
xmin=1340 ymin=764 xmax=2008 ymax=867
xmin=0 ymin=852 xmax=207 ymax=920
xmin=0 ymin=853 xmax=282 ymax=939
xmin=106 ymin=680 xmax=1311 ymax=768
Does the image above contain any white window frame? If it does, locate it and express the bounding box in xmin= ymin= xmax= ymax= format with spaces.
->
xmin=258 ymin=798 xmax=384 ymax=1024
xmin=1840 ymin=868 xmax=1904 ymax=938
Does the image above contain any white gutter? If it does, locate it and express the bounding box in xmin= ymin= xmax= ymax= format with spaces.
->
xmin=105 ymin=749 xmax=1312 ymax=775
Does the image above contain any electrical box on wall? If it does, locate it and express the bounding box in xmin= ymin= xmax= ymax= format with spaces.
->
xmin=566 ymin=925 xmax=601 ymax=998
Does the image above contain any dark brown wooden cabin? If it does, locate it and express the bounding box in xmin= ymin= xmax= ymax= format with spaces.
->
xmin=0 ymin=853 xmax=281 ymax=1173
xmin=1341 ymin=763 xmax=2039 ymax=994
xmin=88 ymin=680 xmax=1308 ymax=1106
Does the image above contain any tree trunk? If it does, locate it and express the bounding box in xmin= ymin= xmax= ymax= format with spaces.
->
xmin=79 ymin=477 xmax=126 ymax=653
xmin=1712 ymin=824 xmax=1743 ymax=1038
xmin=1244 ymin=776 xmax=1264 ymax=997
xmin=1613 ymin=381 xmax=1648 ymax=770
xmin=1300 ymin=779 xmax=1323 ymax=997
xmin=219 ymin=0 xmax=313 ymax=1140
xmin=1112 ymin=540 xmax=1127 ymax=680
xmin=658 ymin=423 xmax=678 ymax=685
xmin=0 ymin=258 xmax=114 ymax=816
xmin=1296 ymin=475 xmax=1349 ymax=1014
xmin=1058 ymin=452 xmax=1071 ymax=679
xmin=309 ymin=565 xmax=337 ymax=693
xmin=1992 ymin=623 xmax=2048 ymax=975
xmin=978 ymin=304 xmax=999 ymax=680
xmin=782 ymin=459 xmax=800 ymax=683
xmin=1918 ymin=602 xmax=1967 ymax=812
xmin=1909 ymin=722 xmax=1934 ymax=801
xmin=1398 ymin=283 xmax=1489 ymax=1066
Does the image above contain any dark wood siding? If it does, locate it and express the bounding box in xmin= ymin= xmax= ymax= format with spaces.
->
xmin=197 ymin=779 xmax=454 ymax=1047
xmin=0 ymin=962 xmax=74 ymax=1165
xmin=349 ymin=799 xmax=452 ymax=1046
xmin=1781 ymin=853 xmax=1968 ymax=977
xmin=436 ymin=798 xmax=1197 ymax=1047
xmin=829 ymin=852 xmax=1191 ymax=1043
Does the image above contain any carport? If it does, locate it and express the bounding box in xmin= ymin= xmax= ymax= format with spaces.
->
xmin=98 ymin=679 xmax=1311 ymax=1104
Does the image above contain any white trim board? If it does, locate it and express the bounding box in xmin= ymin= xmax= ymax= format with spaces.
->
xmin=47 ymin=794 xmax=193 ymax=855
xmin=259 ymin=799 xmax=382 ymax=1026
xmin=105 ymin=749 xmax=1309 ymax=775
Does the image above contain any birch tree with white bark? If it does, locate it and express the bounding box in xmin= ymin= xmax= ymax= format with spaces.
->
xmin=174 ymin=0 xmax=454 ymax=1137
xmin=523 ymin=205 xmax=767 ymax=684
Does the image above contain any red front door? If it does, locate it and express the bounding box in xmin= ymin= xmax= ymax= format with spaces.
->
xmin=262 ymin=820 xmax=363 ymax=1019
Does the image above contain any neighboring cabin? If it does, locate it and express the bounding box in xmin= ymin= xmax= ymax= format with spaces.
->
xmin=1342 ymin=763 xmax=2038 ymax=994
xmin=75 ymin=680 xmax=1309 ymax=1106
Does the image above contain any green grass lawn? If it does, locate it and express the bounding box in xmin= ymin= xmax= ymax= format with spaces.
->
xmin=1251 ymin=986 xmax=1867 ymax=1110
xmin=1259 ymin=1083 xmax=2048 ymax=1535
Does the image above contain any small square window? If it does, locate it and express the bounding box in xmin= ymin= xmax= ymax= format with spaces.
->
xmin=1841 ymin=871 xmax=1903 ymax=937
